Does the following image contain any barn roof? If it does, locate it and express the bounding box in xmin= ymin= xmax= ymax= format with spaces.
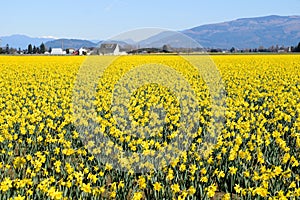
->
xmin=99 ymin=43 xmax=118 ymax=54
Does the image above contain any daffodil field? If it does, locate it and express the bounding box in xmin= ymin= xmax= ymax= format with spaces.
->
xmin=0 ymin=55 xmax=300 ymax=200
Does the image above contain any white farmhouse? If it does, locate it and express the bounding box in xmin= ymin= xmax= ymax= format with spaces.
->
xmin=51 ymin=48 xmax=64 ymax=55
xmin=68 ymin=48 xmax=75 ymax=54
xmin=79 ymin=48 xmax=88 ymax=55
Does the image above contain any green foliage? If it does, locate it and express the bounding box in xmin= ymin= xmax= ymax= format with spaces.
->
xmin=40 ymin=43 xmax=46 ymax=54
xmin=28 ymin=44 xmax=33 ymax=54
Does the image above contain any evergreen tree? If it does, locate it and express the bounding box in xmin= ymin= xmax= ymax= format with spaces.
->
xmin=5 ymin=44 xmax=9 ymax=54
xmin=296 ymin=42 xmax=300 ymax=52
xmin=40 ymin=43 xmax=46 ymax=54
xmin=230 ymin=47 xmax=236 ymax=53
xmin=28 ymin=44 xmax=33 ymax=54
xmin=33 ymin=45 xmax=37 ymax=54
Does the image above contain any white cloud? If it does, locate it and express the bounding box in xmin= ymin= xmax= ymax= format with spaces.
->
xmin=39 ymin=36 xmax=59 ymax=39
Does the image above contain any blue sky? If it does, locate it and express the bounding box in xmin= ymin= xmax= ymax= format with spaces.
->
xmin=1 ymin=0 xmax=299 ymax=40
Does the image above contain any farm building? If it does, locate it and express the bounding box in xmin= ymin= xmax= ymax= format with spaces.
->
xmin=51 ymin=48 xmax=64 ymax=55
xmin=99 ymin=43 xmax=123 ymax=55
xmin=68 ymin=48 xmax=75 ymax=54
xmin=79 ymin=48 xmax=88 ymax=55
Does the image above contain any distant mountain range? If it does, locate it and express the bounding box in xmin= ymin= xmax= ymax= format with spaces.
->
xmin=0 ymin=34 xmax=54 ymax=49
xmin=119 ymin=15 xmax=300 ymax=49
xmin=1 ymin=15 xmax=300 ymax=49
xmin=184 ymin=15 xmax=300 ymax=48
xmin=137 ymin=31 xmax=200 ymax=48
xmin=45 ymin=39 xmax=97 ymax=49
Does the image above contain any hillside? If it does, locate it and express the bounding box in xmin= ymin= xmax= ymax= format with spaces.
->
xmin=183 ymin=15 xmax=300 ymax=48
xmin=45 ymin=39 xmax=97 ymax=49
xmin=0 ymin=34 xmax=54 ymax=49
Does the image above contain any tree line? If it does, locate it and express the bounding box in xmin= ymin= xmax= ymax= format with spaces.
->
xmin=0 ymin=43 xmax=47 ymax=54
xmin=1 ymin=41 xmax=300 ymax=54
xmin=26 ymin=43 xmax=46 ymax=54
xmin=293 ymin=42 xmax=300 ymax=52
xmin=210 ymin=42 xmax=300 ymax=53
